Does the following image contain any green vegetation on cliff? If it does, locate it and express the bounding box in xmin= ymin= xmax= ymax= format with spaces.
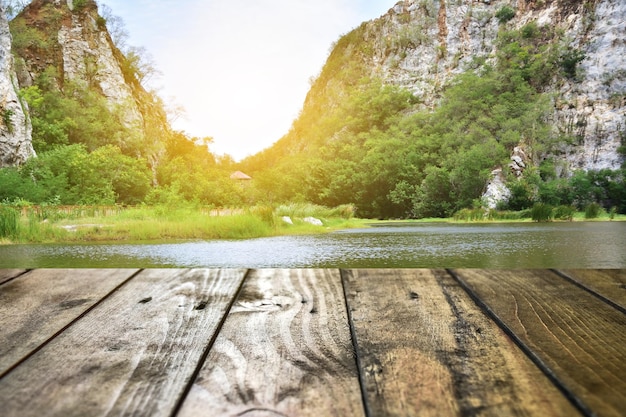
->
xmin=240 ymin=22 xmax=625 ymax=218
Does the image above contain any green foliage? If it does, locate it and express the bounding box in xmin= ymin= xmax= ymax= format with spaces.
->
xmin=1 ymin=108 xmax=15 ymax=134
xmin=72 ymin=0 xmax=87 ymax=11
xmin=0 ymin=167 xmax=44 ymax=202
xmin=560 ymin=47 xmax=585 ymax=79
xmin=495 ymin=6 xmax=516 ymax=23
xmin=521 ymin=22 xmax=541 ymax=39
xmin=275 ymin=203 xmax=356 ymax=221
xmin=454 ymin=208 xmax=532 ymax=222
xmin=0 ymin=206 xmax=19 ymax=238
xmin=9 ymin=18 xmax=51 ymax=55
xmin=531 ymin=203 xmax=553 ymax=222
xmin=505 ymin=178 xmax=537 ymax=210
xmin=0 ymin=145 xmax=151 ymax=205
xmin=585 ymin=202 xmax=602 ymax=219
xmin=20 ymin=76 xmax=132 ymax=154
xmin=154 ymin=132 xmax=243 ymax=207
xmin=454 ymin=208 xmax=486 ymax=221
xmin=553 ymin=205 xmax=575 ymax=221
xmin=119 ymin=46 xmax=158 ymax=86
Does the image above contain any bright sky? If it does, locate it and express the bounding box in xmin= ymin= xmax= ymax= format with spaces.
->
xmin=96 ymin=0 xmax=398 ymax=160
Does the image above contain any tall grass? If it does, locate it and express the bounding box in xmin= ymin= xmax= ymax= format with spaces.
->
xmin=1 ymin=204 xmax=360 ymax=243
xmin=454 ymin=208 xmax=531 ymax=222
xmin=0 ymin=206 xmax=19 ymax=238
xmin=275 ymin=203 xmax=355 ymax=220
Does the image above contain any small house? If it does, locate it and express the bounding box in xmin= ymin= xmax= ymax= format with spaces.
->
xmin=230 ymin=171 xmax=252 ymax=181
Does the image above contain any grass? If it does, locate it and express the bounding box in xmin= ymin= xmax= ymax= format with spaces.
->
xmin=1 ymin=203 xmax=624 ymax=244
xmin=0 ymin=204 xmax=364 ymax=244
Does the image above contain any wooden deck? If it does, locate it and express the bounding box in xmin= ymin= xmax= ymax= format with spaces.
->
xmin=0 ymin=269 xmax=624 ymax=417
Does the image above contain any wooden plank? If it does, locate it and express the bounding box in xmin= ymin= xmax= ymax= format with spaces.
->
xmin=0 ymin=269 xmax=246 ymax=417
xmin=0 ymin=269 xmax=26 ymax=285
xmin=556 ymin=269 xmax=626 ymax=311
xmin=0 ymin=268 xmax=139 ymax=375
xmin=343 ymin=269 xmax=581 ymax=417
xmin=177 ymin=269 xmax=365 ymax=417
xmin=453 ymin=269 xmax=626 ymax=417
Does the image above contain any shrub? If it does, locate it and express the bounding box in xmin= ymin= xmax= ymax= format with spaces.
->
xmin=553 ymin=205 xmax=575 ymax=221
xmin=521 ymin=22 xmax=540 ymax=39
xmin=1 ymin=108 xmax=15 ymax=134
xmin=73 ymin=0 xmax=87 ymax=11
xmin=454 ymin=208 xmax=485 ymax=221
xmin=531 ymin=203 xmax=553 ymax=222
xmin=495 ymin=6 xmax=516 ymax=23
xmin=560 ymin=48 xmax=585 ymax=79
xmin=584 ymin=202 xmax=602 ymax=219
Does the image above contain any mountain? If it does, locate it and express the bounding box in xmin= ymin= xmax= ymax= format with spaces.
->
xmin=241 ymin=0 xmax=625 ymax=217
xmin=0 ymin=4 xmax=34 ymax=167
xmin=358 ymin=0 xmax=625 ymax=171
xmin=0 ymin=0 xmax=623 ymax=215
xmin=8 ymin=0 xmax=168 ymax=168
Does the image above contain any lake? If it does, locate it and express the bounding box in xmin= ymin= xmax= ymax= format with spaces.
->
xmin=1 ymin=222 xmax=625 ymax=268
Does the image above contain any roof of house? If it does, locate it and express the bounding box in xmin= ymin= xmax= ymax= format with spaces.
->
xmin=230 ymin=171 xmax=252 ymax=180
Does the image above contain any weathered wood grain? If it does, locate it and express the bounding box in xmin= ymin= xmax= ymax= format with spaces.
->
xmin=0 ymin=268 xmax=246 ymax=417
xmin=0 ymin=268 xmax=138 ymax=375
xmin=343 ymin=269 xmax=581 ymax=417
xmin=556 ymin=269 xmax=626 ymax=311
xmin=0 ymin=269 xmax=26 ymax=285
xmin=453 ymin=269 xmax=626 ymax=417
xmin=177 ymin=269 xmax=364 ymax=417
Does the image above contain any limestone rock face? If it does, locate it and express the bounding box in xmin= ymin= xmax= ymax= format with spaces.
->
xmin=361 ymin=0 xmax=625 ymax=172
xmin=552 ymin=0 xmax=626 ymax=171
xmin=56 ymin=9 xmax=143 ymax=129
xmin=10 ymin=0 xmax=168 ymax=170
xmin=0 ymin=6 xmax=34 ymax=167
xmin=483 ymin=168 xmax=510 ymax=210
xmin=13 ymin=0 xmax=144 ymax=130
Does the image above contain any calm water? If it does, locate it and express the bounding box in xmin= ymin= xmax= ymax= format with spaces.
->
xmin=1 ymin=222 xmax=625 ymax=268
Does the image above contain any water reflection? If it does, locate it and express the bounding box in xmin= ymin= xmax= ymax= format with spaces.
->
xmin=1 ymin=222 xmax=625 ymax=268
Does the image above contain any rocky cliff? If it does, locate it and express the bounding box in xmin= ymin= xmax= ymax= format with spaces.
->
xmin=14 ymin=0 xmax=144 ymax=128
xmin=0 ymin=5 xmax=34 ymax=168
xmin=351 ymin=0 xmax=625 ymax=172
xmin=8 ymin=0 xmax=168 ymax=166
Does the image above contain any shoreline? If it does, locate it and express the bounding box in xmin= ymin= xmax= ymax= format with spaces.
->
xmin=2 ymin=214 xmax=625 ymax=245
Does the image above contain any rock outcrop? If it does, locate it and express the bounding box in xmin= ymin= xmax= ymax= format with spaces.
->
xmin=483 ymin=168 xmax=511 ymax=210
xmin=0 ymin=5 xmax=34 ymax=167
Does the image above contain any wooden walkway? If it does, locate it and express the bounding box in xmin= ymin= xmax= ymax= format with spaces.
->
xmin=0 ymin=269 xmax=624 ymax=417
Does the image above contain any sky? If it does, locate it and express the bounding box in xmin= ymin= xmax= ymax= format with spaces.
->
xmin=96 ymin=0 xmax=398 ymax=160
